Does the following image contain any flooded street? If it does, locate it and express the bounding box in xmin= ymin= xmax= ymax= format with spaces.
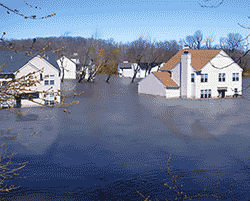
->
xmin=0 ymin=75 xmax=250 ymax=200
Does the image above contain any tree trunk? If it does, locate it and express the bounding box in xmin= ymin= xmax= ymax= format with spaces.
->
xmin=78 ymin=70 xmax=85 ymax=83
xmin=131 ymin=65 xmax=139 ymax=83
xmin=106 ymin=73 xmax=112 ymax=83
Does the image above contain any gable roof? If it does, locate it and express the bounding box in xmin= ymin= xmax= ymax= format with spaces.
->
xmin=153 ymin=72 xmax=179 ymax=87
xmin=118 ymin=63 xmax=134 ymax=69
xmin=0 ymin=50 xmax=60 ymax=73
xmin=161 ymin=49 xmax=221 ymax=71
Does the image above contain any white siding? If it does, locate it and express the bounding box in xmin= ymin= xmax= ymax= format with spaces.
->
xmin=57 ymin=56 xmax=76 ymax=79
xmin=171 ymin=62 xmax=181 ymax=86
xmin=122 ymin=69 xmax=134 ymax=77
xmin=180 ymin=53 xmax=192 ymax=98
xmin=197 ymin=50 xmax=243 ymax=98
xmin=15 ymin=56 xmax=61 ymax=107
xmin=166 ymin=88 xmax=180 ymax=98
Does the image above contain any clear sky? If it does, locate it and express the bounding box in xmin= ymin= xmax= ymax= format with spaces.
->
xmin=1 ymin=0 xmax=250 ymax=46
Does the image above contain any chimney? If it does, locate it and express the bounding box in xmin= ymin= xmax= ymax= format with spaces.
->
xmin=183 ymin=45 xmax=189 ymax=54
xmin=180 ymin=49 xmax=191 ymax=98
xmin=123 ymin=61 xmax=128 ymax=63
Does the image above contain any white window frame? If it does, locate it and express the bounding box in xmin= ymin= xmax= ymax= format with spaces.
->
xmin=44 ymin=74 xmax=55 ymax=85
xmin=201 ymin=74 xmax=208 ymax=83
xmin=232 ymin=73 xmax=239 ymax=81
xmin=45 ymin=92 xmax=54 ymax=105
xmin=219 ymin=73 xmax=225 ymax=82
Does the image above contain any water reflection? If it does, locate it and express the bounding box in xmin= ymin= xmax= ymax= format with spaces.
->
xmin=0 ymin=75 xmax=250 ymax=200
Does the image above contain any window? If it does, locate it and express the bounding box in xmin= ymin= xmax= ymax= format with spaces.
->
xmin=208 ymin=89 xmax=211 ymax=98
xmin=191 ymin=73 xmax=194 ymax=82
xmin=201 ymin=89 xmax=211 ymax=99
xmin=40 ymin=74 xmax=43 ymax=81
xmin=45 ymin=93 xmax=54 ymax=105
xmin=235 ymin=88 xmax=238 ymax=93
xmin=219 ymin=73 xmax=225 ymax=82
xmin=232 ymin=73 xmax=239 ymax=81
xmin=201 ymin=74 xmax=208 ymax=82
xmin=44 ymin=74 xmax=55 ymax=85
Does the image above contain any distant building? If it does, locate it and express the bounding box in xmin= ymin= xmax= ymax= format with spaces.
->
xmin=118 ymin=61 xmax=165 ymax=78
xmin=138 ymin=46 xmax=243 ymax=99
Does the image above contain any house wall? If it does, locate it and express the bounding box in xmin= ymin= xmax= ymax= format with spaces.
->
xmin=195 ymin=50 xmax=243 ymax=98
xmin=122 ymin=69 xmax=134 ymax=77
xmin=171 ymin=62 xmax=181 ymax=86
xmin=15 ymin=56 xmax=61 ymax=107
xmin=57 ymin=56 xmax=76 ymax=79
xmin=166 ymin=88 xmax=180 ymax=98
xmin=180 ymin=53 xmax=192 ymax=98
xmin=138 ymin=73 xmax=166 ymax=96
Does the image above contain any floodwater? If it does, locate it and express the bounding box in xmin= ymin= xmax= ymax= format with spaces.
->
xmin=0 ymin=75 xmax=250 ymax=200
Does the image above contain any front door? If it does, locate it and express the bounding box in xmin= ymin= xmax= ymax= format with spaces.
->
xmin=218 ymin=90 xmax=226 ymax=98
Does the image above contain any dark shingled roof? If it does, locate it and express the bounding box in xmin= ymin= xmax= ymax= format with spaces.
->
xmin=118 ymin=62 xmax=163 ymax=70
xmin=139 ymin=62 xmax=162 ymax=70
xmin=0 ymin=50 xmax=60 ymax=74
xmin=118 ymin=63 xmax=134 ymax=69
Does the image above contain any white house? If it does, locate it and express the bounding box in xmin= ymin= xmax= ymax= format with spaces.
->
xmin=57 ymin=55 xmax=78 ymax=79
xmin=118 ymin=61 xmax=165 ymax=78
xmin=0 ymin=50 xmax=61 ymax=108
xmin=138 ymin=46 xmax=243 ymax=99
xmin=118 ymin=61 xmax=138 ymax=78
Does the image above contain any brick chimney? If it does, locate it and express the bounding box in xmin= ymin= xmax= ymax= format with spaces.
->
xmin=181 ymin=46 xmax=191 ymax=98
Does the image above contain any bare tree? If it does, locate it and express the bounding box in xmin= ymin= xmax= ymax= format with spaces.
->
xmin=127 ymin=37 xmax=148 ymax=83
xmin=204 ymin=34 xmax=215 ymax=49
xmin=143 ymin=39 xmax=161 ymax=77
xmin=194 ymin=30 xmax=203 ymax=50
xmin=0 ymin=2 xmax=83 ymax=194
xmin=185 ymin=30 xmax=203 ymax=50
xmin=137 ymin=154 xmax=249 ymax=201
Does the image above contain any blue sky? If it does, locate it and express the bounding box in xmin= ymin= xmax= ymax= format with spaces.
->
xmin=1 ymin=0 xmax=250 ymax=46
